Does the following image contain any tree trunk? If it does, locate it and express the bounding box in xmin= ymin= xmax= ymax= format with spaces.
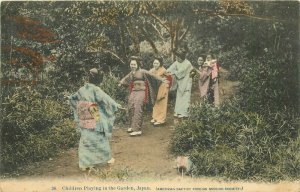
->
xmin=126 ymin=21 xmax=140 ymax=55
xmin=140 ymin=26 xmax=158 ymax=54
xmin=118 ymin=24 xmax=127 ymax=60
xmin=170 ymin=21 xmax=175 ymax=61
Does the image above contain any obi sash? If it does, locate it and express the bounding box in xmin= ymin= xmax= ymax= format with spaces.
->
xmin=77 ymin=101 xmax=100 ymax=129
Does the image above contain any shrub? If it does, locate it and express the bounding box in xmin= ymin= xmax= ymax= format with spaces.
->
xmin=100 ymin=69 xmax=129 ymax=124
xmin=237 ymin=53 xmax=297 ymax=112
xmin=217 ymin=46 xmax=250 ymax=81
xmin=1 ymin=86 xmax=71 ymax=140
xmin=1 ymin=119 xmax=79 ymax=172
xmin=1 ymin=86 xmax=78 ymax=172
xmin=170 ymin=100 xmax=300 ymax=181
xmin=101 ymin=69 xmax=128 ymax=104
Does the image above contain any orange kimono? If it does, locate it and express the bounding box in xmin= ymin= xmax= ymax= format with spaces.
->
xmin=150 ymin=67 xmax=169 ymax=124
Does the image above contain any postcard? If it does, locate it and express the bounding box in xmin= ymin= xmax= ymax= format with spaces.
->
xmin=1 ymin=1 xmax=299 ymax=192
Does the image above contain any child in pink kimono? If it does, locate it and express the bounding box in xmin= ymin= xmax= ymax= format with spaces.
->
xmin=119 ymin=56 xmax=166 ymax=136
xmin=198 ymin=55 xmax=220 ymax=107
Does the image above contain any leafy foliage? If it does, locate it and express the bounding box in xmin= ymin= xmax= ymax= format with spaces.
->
xmin=1 ymin=119 xmax=79 ymax=172
xmin=170 ymin=101 xmax=300 ymax=181
xmin=1 ymin=86 xmax=78 ymax=171
xmin=100 ymin=69 xmax=129 ymax=124
xmin=237 ymin=54 xmax=297 ymax=112
xmin=2 ymin=86 xmax=70 ymax=138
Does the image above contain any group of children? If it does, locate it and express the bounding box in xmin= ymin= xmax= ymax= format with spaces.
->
xmin=119 ymin=50 xmax=220 ymax=136
xmin=69 ymin=48 xmax=220 ymax=170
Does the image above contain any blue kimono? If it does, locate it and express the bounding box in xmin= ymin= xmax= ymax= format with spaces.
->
xmin=69 ymin=83 xmax=119 ymax=169
xmin=167 ymin=59 xmax=193 ymax=117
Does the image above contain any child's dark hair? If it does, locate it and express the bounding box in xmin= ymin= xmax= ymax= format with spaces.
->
xmin=173 ymin=44 xmax=188 ymax=60
xmin=153 ymin=55 xmax=163 ymax=66
xmin=130 ymin=56 xmax=142 ymax=68
xmin=88 ymin=70 xmax=103 ymax=85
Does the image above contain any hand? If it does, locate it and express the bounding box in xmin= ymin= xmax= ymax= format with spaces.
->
xmin=189 ymin=69 xmax=197 ymax=78
xmin=162 ymin=78 xmax=169 ymax=84
xmin=118 ymin=83 xmax=122 ymax=87
xmin=117 ymin=104 xmax=126 ymax=110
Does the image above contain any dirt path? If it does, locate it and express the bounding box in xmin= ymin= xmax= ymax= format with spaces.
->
xmin=4 ymin=68 xmax=239 ymax=180
xmin=11 ymin=109 xmax=180 ymax=180
xmin=13 ymin=119 xmax=177 ymax=180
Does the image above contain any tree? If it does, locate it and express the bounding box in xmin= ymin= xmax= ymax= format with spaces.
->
xmin=1 ymin=2 xmax=58 ymax=87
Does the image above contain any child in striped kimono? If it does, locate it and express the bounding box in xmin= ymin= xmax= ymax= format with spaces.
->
xmin=69 ymin=68 xmax=122 ymax=170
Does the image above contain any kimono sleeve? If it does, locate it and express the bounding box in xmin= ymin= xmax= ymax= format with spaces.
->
xmin=166 ymin=62 xmax=177 ymax=75
xmin=173 ymin=61 xmax=193 ymax=80
xmin=143 ymin=70 xmax=163 ymax=106
xmin=69 ymin=93 xmax=79 ymax=119
xmin=144 ymin=70 xmax=164 ymax=82
xmin=94 ymin=88 xmax=119 ymax=114
xmin=69 ymin=92 xmax=80 ymax=132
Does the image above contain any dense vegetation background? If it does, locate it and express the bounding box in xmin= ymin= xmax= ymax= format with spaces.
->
xmin=1 ymin=1 xmax=299 ymax=181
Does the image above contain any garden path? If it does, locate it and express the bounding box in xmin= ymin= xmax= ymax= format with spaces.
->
xmin=10 ymin=68 xmax=239 ymax=180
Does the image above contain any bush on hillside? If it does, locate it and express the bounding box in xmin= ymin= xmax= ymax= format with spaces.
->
xmin=0 ymin=86 xmax=79 ymax=172
xmin=170 ymin=101 xmax=300 ymax=181
xmin=237 ymin=53 xmax=297 ymax=113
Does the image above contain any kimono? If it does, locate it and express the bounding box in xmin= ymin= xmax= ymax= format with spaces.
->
xmin=167 ymin=59 xmax=193 ymax=117
xmin=198 ymin=63 xmax=220 ymax=107
xmin=149 ymin=67 xmax=170 ymax=124
xmin=69 ymin=83 xmax=119 ymax=169
xmin=120 ymin=69 xmax=162 ymax=132
xmin=198 ymin=65 xmax=212 ymax=98
xmin=208 ymin=62 xmax=220 ymax=106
